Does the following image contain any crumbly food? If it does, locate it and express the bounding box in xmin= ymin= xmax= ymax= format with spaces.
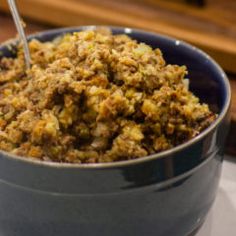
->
xmin=0 ymin=29 xmax=216 ymax=163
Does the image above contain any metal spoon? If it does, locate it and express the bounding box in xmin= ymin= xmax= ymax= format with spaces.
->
xmin=7 ymin=0 xmax=31 ymax=69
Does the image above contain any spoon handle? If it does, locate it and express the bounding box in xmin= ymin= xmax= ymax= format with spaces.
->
xmin=7 ymin=0 xmax=31 ymax=69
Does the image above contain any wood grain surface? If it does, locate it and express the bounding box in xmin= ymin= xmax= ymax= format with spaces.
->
xmin=0 ymin=12 xmax=235 ymax=154
xmin=0 ymin=0 xmax=236 ymax=73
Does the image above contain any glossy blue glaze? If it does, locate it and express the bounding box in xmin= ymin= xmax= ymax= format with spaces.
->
xmin=0 ymin=26 xmax=231 ymax=236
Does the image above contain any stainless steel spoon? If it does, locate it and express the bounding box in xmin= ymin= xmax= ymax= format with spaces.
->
xmin=7 ymin=0 xmax=31 ymax=69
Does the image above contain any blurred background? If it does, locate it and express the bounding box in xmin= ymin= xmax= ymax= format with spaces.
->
xmin=0 ymin=0 xmax=235 ymax=154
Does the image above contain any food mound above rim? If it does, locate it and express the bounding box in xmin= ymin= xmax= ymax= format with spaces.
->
xmin=0 ymin=28 xmax=216 ymax=163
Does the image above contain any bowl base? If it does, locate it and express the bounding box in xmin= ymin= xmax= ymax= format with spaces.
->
xmin=187 ymin=218 xmax=205 ymax=236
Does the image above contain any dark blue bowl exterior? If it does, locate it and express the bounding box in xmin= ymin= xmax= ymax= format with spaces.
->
xmin=0 ymin=27 xmax=231 ymax=236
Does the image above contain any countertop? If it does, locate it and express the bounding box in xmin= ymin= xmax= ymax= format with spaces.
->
xmin=196 ymin=156 xmax=236 ymax=236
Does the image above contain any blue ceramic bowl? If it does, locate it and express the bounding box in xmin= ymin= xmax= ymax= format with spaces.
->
xmin=0 ymin=26 xmax=231 ymax=236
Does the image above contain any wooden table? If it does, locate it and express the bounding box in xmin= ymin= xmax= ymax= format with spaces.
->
xmin=1 ymin=0 xmax=236 ymax=73
xmin=0 ymin=13 xmax=235 ymax=154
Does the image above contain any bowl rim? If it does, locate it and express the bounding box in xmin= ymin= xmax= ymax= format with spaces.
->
xmin=0 ymin=25 xmax=231 ymax=169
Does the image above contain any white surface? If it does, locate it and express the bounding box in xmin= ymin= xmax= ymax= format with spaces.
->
xmin=196 ymin=156 xmax=236 ymax=236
